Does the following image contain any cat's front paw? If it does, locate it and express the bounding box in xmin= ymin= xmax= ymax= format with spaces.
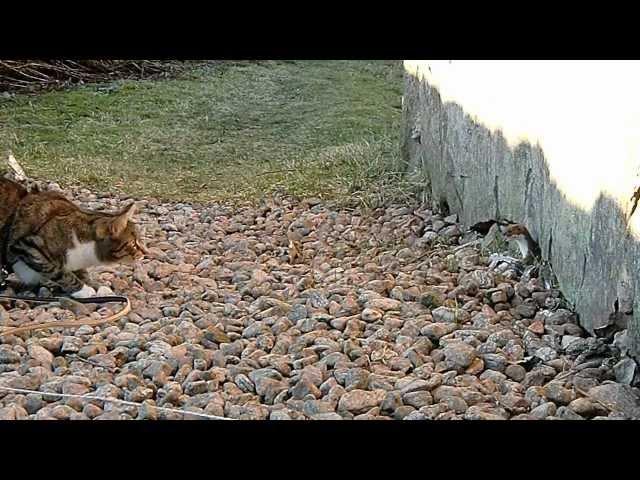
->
xmin=96 ymin=286 xmax=115 ymax=297
xmin=71 ymin=284 xmax=97 ymax=299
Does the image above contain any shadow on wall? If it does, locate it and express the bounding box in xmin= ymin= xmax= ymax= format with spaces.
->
xmin=401 ymin=69 xmax=640 ymax=356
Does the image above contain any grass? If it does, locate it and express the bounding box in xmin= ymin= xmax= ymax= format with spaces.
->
xmin=0 ymin=60 xmax=420 ymax=206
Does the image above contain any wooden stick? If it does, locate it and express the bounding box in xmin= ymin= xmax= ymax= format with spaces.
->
xmin=5 ymin=152 xmax=28 ymax=181
xmin=574 ymin=387 xmax=615 ymax=413
xmin=0 ymin=385 xmax=233 ymax=420
xmin=0 ymin=297 xmax=131 ymax=338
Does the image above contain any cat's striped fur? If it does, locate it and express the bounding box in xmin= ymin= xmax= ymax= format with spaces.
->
xmin=0 ymin=177 xmax=147 ymax=298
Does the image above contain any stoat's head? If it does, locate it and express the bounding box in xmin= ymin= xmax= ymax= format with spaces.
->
xmin=502 ymin=223 xmax=529 ymax=241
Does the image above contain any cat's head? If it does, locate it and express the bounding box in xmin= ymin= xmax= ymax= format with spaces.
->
xmin=95 ymin=203 xmax=148 ymax=264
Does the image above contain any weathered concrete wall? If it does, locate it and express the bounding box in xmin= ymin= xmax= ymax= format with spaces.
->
xmin=401 ymin=60 xmax=640 ymax=357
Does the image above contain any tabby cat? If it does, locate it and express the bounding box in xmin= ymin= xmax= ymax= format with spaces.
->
xmin=0 ymin=177 xmax=147 ymax=298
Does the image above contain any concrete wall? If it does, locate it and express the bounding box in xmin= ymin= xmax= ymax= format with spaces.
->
xmin=401 ymin=60 xmax=640 ymax=357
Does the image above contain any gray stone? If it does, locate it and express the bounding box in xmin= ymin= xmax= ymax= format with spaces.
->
xmin=530 ymin=402 xmax=556 ymax=419
xmin=253 ymin=377 xmax=289 ymax=404
xmin=613 ymin=358 xmax=637 ymax=385
xmin=291 ymin=378 xmax=321 ymax=400
xmin=401 ymin=67 xmax=640 ymax=355
xmin=588 ymin=383 xmax=640 ymax=419
xmin=556 ymin=406 xmax=584 ymax=420
xmin=443 ymin=342 xmax=477 ymax=369
xmin=338 ymin=389 xmax=386 ymax=414
xmin=543 ymin=382 xmax=574 ymax=405
xmin=482 ymin=353 xmax=507 ymax=372
xmin=515 ymin=303 xmax=537 ymax=319
xmin=568 ymin=398 xmax=604 ymax=418
xmin=505 ymin=364 xmax=526 ymax=382
xmin=561 ymin=336 xmax=582 ymax=349
xmin=344 ymin=368 xmax=370 ymax=391
xmin=288 ymin=304 xmax=308 ymax=321
xmin=564 ymin=338 xmax=590 ymax=357
xmin=0 ymin=349 xmax=21 ymax=364
xmin=380 ymin=391 xmax=403 ymax=414
xmin=460 ymin=270 xmax=495 ymax=290
xmin=463 ymin=406 xmax=507 ymax=420
xmin=28 ymin=345 xmax=54 ymax=365
xmin=534 ymin=347 xmax=558 ymax=362
xmin=403 ymin=411 xmax=428 ymax=420
xmin=310 ymin=412 xmax=343 ymax=420
xmin=234 ymin=374 xmax=255 ymax=393
xmin=479 ymin=370 xmax=507 ymax=384
xmin=545 ymin=309 xmax=576 ymax=326
xmin=399 ymin=379 xmax=430 ymax=395
xmin=402 ymin=391 xmax=433 ymax=409
xmin=440 ymin=225 xmax=462 ymax=238
xmin=302 ymin=400 xmax=335 ymax=417
xmin=393 ymin=405 xmax=417 ymax=419
xmin=441 ymin=396 xmax=468 ymax=414
xmin=432 ymin=386 xmax=463 ymax=403
xmin=444 ymin=214 xmax=458 ymax=224
xmin=270 ymin=410 xmax=292 ymax=420
xmin=522 ymin=366 xmax=556 ymax=388
xmin=432 ymin=307 xmax=467 ymax=324
xmin=24 ymin=394 xmax=45 ymax=415
xmin=420 ymin=323 xmax=459 ymax=341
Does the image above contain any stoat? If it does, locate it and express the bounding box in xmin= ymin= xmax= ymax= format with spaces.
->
xmin=469 ymin=218 xmax=515 ymax=236
xmin=501 ymin=223 xmax=541 ymax=264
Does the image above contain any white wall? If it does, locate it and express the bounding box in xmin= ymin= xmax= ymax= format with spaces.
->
xmin=405 ymin=60 xmax=640 ymax=238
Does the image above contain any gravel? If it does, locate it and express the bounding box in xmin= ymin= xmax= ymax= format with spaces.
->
xmin=1 ymin=189 xmax=638 ymax=420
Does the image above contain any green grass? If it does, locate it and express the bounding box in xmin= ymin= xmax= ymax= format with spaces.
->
xmin=0 ymin=60 xmax=417 ymax=206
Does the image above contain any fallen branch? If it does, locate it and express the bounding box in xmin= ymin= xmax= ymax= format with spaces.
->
xmin=66 ymin=354 xmax=118 ymax=373
xmin=0 ymin=295 xmax=130 ymax=338
xmin=6 ymin=152 xmax=27 ymax=181
xmin=574 ymin=387 xmax=615 ymax=414
xmin=0 ymin=60 xmax=197 ymax=93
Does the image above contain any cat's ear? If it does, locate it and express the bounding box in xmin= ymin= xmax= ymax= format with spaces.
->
xmin=120 ymin=202 xmax=137 ymax=219
xmin=110 ymin=202 xmax=137 ymax=237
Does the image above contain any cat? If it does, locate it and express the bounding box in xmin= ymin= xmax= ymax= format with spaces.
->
xmin=0 ymin=177 xmax=29 ymax=285
xmin=0 ymin=177 xmax=147 ymax=298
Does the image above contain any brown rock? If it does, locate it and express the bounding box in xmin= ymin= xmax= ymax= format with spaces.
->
xmin=205 ymin=326 xmax=230 ymax=344
xmin=543 ymin=382 xmax=575 ymax=405
xmin=361 ymin=308 xmax=383 ymax=322
xmin=505 ymin=364 xmax=526 ymax=382
xmin=443 ymin=342 xmax=477 ymax=369
xmin=338 ymin=389 xmax=386 ymax=414
xmin=568 ymin=397 xmax=604 ymax=418
xmin=367 ymin=298 xmax=402 ymax=311
xmin=28 ymin=344 xmax=54 ymax=366
xmin=465 ymin=357 xmax=485 ymax=375
xmin=528 ymin=320 xmax=545 ymax=335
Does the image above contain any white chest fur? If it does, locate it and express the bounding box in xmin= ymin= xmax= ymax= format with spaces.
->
xmin=514 ymin=237 xmax=529 ymax=259
xmin=65 ymin=236 xmax=101 ymax=271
